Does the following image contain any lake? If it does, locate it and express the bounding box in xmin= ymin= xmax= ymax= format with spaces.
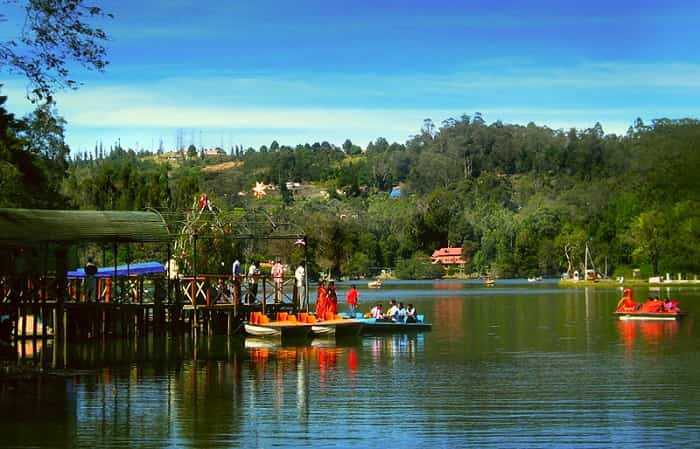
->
xmin=2 ymin=279 xmax=700 ymax=448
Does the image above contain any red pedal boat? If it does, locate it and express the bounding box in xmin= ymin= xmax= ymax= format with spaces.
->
xmin=615 ymin=288 xmax=685 ymax=320
xmin=615 ymin=310 xmax=686 ymax=321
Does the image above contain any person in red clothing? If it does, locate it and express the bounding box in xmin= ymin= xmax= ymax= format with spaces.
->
xmin=315 ymin=280 xmax=327 ymax=319
xmin=640 ymin=296 xmax=664 ymax=313
xmin=346 ymin=284 xmax=359 ymax=317
xmin=616 ymin=288 xmax=638 ymax=312
xmin=326 ymin=281 xmax=338 ymax=315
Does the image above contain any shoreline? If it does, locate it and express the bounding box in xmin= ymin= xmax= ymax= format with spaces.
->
xmin=559 ymin=279 xmax=700 ymax=288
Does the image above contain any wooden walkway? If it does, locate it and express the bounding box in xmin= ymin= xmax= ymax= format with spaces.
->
xmin=1 ymin=272 xmax=305 ymax=343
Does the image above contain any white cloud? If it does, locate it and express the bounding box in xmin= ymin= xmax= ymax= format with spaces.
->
xmin=5 ymin=60 xmax=700 ymax=151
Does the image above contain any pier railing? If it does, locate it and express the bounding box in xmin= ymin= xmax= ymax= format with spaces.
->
xmin=2 ymin=272 xmax=302 ymax=308
xmin=178 ymin=274 xmax=298 ymax=311
xmin=0 ymin=271 xmax=304 ymax=343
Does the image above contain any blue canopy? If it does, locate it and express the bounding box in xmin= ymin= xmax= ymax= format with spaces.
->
xmin=68 ymin=261 xmax=165 ymax=278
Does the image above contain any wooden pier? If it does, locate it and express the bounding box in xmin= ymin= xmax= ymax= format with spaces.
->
xmin=0 ymin=207 xmax=308 ymax=346
xmin=1 ymin=271 xmax=304 ymax=344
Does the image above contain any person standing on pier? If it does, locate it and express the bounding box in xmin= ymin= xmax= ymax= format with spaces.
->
xmin=327 ymin=281 xmax=338 ymax=315
xmin=315 ymin=280 xmax=327 ymax=318
xmin=247 ymin=260 xmax=259 ymax=303
xmin=232 ymin=258 xmax=242 ymax=304
xmin=294 ymin=263 xmax=306 ymax=307
xmin=85 ymin=256 xmax=98 ymax=302
xmin=271 ymin=259 xmax=285 ymax=303
xmin=346 ymin=284 xmax=359 ymax=317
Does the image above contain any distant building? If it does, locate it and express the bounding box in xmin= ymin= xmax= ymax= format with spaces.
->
xmin=161 ymin=150 xmax=184 ymax=161
xmin=203 ymin=148 xmax=226 ymax=158
xmin=431 ymin=247 xmax=465 ymax=265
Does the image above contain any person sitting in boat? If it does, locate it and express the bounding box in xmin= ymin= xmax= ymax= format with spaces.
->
xmin=396 ymin=302 xmax=407 ymax=323
xmin=616 ymin=288 xmax=638 ymax=312
xmin=640 ymin=296 xmax=664 ymax=313
xmin=406 ymin=304 xmax=417 ymax=323
xmin=663 ymin=298 xmax=680 ymax=313
xmin=369 ymin=303 xmax=383 ymax=319
xmin=384 ymin=299 xmax=399 ymax=321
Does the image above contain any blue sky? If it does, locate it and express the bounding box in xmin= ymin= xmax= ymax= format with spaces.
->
xmin=3 ymin=0 xmax=700 ymax=153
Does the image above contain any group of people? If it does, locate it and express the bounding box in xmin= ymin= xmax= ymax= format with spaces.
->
xmin=315 ymin=280 xmax=338 ymax=318
xmin=368 ymin=299 xmax=418 ymax=323
xmin=228 ymin=259 xmax=306 ymax=305
xmin=314 ymin=282 xmax=362 ymax=319
xmin=616 ymin=288 xmax=681 ymax=313
xmin=313 ymin=283 xmax=418 ymax=323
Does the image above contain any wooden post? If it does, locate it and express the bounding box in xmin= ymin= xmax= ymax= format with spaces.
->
xmin=113 ymin=242 xmax=118 ymax=302
xmin=63 ymin=307 xmax=68 ymax=343
xmin=105 ymin=278 xmax=112 ymax=303
xmin=53 ymin=308 xmax=58 ymax=342
xmin=20 ymin=330 xmax=26 ymax=358
xmin=166 ymin=242 xmax=172 ymax=304
xmin=33 ymin=304 xmax=38 ymax=338
xmin=192 ymin=234 xmax=198 ymax=330
xmin=91 ymin=306 xmax=97 ymax=338
xmin=261 ymin=276 xmax=266 ymax=315
xmin=20 ymin=303 xmax=26 ymax=339
xmin=143 ymin=306 xmax=148 ymax=336
xmin=262 ymin=276 xmax=267 ymax=304
xmin=121 ymin=308 xmax=127 ymax=338
xmin=40 ymin=304 xmax=47 ymax=340
xmin=138 ymin=277 xmax=144 ymax=304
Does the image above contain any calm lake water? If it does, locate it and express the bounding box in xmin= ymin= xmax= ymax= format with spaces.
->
xmin=3 ymin=280 xmax=700 ymax=448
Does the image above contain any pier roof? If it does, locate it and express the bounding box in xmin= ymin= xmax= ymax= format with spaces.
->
xmin=0 ymin=209 xmax=170 ymax=244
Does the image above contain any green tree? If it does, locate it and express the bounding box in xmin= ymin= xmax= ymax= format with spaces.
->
xmin=629 ymin=210 xmax=668 ymax=276
xmin=555 ymin=225 xmax=587 ymax=279
xmin=1 ymin=0 xmax=111 ymax=101
xmin=395 ymin=253 xmax=444 ymax=279
xmin=664 ymin=200 xmax=700 ymax=274
xmin=20 ymin=101 xmax=70 ymax=205
xmin=0 ymin=95 xmax=29 ymax=207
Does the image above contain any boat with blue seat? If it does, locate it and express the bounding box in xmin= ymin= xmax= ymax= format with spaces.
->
xmin=339 ymin=313 xmax=432 ymax=333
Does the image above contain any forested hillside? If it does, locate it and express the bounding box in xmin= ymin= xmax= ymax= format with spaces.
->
xmin=2 ymin=96 xmax=698 ymax=280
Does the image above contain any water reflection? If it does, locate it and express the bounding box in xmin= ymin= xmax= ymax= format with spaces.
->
xmin=617 ymin=319 xmax=681 ymax=350
xmin=431 ymin=281 xmax=466 ymax=290
xmin=3 ymin=283 xmax=700 ymax=448
xmin=433 ymin=297 xmax=464 ymax=340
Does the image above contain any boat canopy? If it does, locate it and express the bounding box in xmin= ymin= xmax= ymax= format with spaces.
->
xmin=68 ymin=261 xmax=165 ymax=278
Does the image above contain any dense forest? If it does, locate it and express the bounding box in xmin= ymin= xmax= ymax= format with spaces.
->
xmin=2 ymin=92 xmax=699 ymax=280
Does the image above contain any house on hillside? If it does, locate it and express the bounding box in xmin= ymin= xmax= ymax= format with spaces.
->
xmin=161 ymin=150 xmax=184 ymax=161
xmin=431 ymin=247 xmax=466 ymax=266
xmin=202 ymin=148 xmax=226 ymax=158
